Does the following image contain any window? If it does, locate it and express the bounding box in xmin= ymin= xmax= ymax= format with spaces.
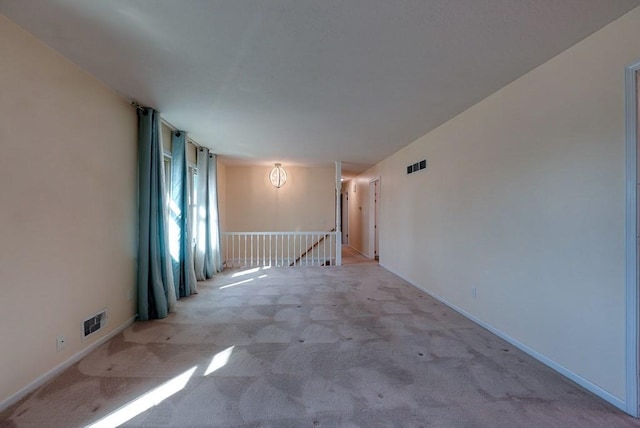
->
xmin=163 ymin=150 xmax=172 ymax=203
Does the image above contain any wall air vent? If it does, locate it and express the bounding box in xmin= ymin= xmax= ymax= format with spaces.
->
xmin=82 ymin=309 xmax=107 ymax=340
xmin=407 ymin=159 xmax=427 ymax=175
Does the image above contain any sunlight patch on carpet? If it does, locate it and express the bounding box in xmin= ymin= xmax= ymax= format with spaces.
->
xmin=205 ymin=346 xmax=235 ymax=375
xmin=220 ymin=278 xmax=254 ymax=289
xmin=84 ymin=366 xmax=197 ymax=428
xmin=231 ymin=267 xmax=261 ymax=278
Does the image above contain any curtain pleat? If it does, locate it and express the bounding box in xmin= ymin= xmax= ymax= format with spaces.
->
xmin=194 ymin=148 xmax=207 ymax=279
xmin=208 ymin=153 xmax=223 ymax=275
xmin=195 ymin=148 xmax=222 ymax=280
xmin=170 ymin=131 xmax=197 ymax=298
xmin=137 ymin=108 xmax=176 ymax=320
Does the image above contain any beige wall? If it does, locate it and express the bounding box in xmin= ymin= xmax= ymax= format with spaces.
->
xmin=224 ymin=165 xmax=335 ymax=232
xmin=350 ymin=7 xmax=640 ymax=404
xmin=0 ymin=16 xmax=137 ymax=404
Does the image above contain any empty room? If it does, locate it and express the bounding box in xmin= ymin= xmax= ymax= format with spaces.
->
xmin=3 ymin=1 xmax=640 ymax=426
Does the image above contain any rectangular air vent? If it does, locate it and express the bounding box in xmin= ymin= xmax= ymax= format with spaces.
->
xmin=82 ymin=309 xmax=107 ymax=340
xmin=407 ymin=159 xmax=427 ymax=175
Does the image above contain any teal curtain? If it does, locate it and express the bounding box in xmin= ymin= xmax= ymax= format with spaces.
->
xmin=195 ymin=148 xmax=222 ymax=280
xmin=207 ymin=151 xmax=223 ymax=276
xmin=170 ymin=130 xmax=197 ymax=298
xmin=137 ymin=108 xmax=176 ymax=321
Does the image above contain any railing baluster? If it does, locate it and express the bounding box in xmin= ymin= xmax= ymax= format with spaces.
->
xmin=323 ymin=233 xmax=326 ymax=266
xmin=221 ymin=231 xmax=339 ymax=269
xmin=332 ymin=233 xmax=334 ymax=265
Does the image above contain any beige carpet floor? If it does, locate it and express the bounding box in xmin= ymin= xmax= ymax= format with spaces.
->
xmin=1 ymin=264 xmax=639 ymax=427
xmin=341 ymin=246 xmax=377 ymax=265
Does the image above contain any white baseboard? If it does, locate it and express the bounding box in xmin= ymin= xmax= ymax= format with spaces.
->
xmin=0 ymin=315 xmax=136 ymax=412
xmin=379 ymin=262 xmax=627 ymax=413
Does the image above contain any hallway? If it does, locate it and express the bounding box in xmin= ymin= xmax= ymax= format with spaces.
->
xmin=341 ymin=245 xmax=378 ymax=265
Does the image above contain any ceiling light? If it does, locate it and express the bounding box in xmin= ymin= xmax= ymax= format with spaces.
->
xmin=269 ymin=163 xmax=287 ymax=188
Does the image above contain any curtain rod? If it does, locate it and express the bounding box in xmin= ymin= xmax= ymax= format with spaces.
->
xmin=130 ymin=100 xmax=202 ymax=148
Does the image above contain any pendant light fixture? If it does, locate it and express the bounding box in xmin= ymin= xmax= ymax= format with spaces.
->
xmin=269 ymin=163 xmax=287 ymax=188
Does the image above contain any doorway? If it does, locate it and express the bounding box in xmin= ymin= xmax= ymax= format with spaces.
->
xmin=369 ymin=178 xmax=380 ymax=261
xmin=341 ymin=191 xmax=349 ymax=245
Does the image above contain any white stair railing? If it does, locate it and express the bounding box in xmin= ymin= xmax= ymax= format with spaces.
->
xmin=222 ymin=231 xmax=337 ymax=268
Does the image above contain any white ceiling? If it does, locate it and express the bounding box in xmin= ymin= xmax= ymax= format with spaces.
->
xmin=1 ymin=1 xmax=639 ymax=173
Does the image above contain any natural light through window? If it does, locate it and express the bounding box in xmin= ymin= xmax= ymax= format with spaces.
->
xmin=204 ymin=346 xmax=235 ymax=376
xmin=231 ymin=267 xmax=260 ymax=278
xmin=197 ymin=206 xmax=207 ymax=252
xmin=85 ymin=366 xmax=197 ymax=428
xmin=168 ymin=199 xmax=181 ymax=262
xmin=220 ymin=278 xmax=254 ymax=289
xmin=221 ymin=267 xmax=270 ymax=289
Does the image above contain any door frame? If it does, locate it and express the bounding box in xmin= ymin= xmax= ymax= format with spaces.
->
xmin=625 ymin=59 xmax=640 ymax=417
xmin=368 ymin=177 xmax=380 ymax=260
xmin=341 ymin=191 xmax=349 ymax=245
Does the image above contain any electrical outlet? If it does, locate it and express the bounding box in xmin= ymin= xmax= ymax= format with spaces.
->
xmin=56 ymin=335 xmax=65 ymax=352
xmin=472 ymin=287 xmax=477 ymax=299
xmin=127 ymin=287 xmax=134 ymax=301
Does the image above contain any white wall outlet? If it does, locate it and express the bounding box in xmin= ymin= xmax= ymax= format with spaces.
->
xmin=127 ymin=287 xmax=134 ymax=301
xmin=472 ymin=287 xmax=477 ymax=299
xmin=56 ymin=335 xmax=65 ymax=352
